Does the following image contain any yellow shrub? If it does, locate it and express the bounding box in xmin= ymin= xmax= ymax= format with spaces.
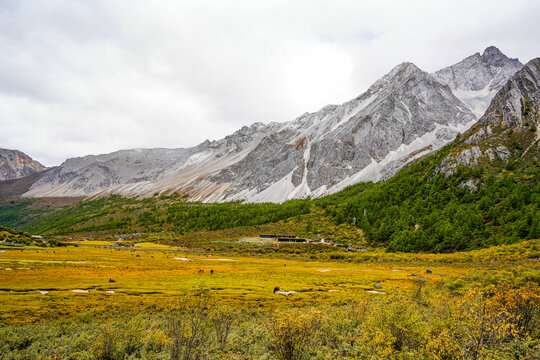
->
xmin=269 ymin=308 xmax=325 ymax=360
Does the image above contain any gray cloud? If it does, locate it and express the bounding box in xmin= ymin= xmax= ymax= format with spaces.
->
xmin=0 ymin=0 xmax=539 ymax=166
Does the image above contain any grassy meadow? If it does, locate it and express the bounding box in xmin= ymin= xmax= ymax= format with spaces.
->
xmin=1 ymin=236 xmax=539 ymax=359
xmin=0 ymin=241 xmax=470 ymax=322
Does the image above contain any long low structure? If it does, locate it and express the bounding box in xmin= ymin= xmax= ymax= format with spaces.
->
xmin=277 ymin=237 xmax=308 ymax=243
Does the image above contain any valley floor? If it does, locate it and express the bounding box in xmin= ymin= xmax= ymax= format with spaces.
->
xmin=0 ymin=240 xmax=539 ymax=359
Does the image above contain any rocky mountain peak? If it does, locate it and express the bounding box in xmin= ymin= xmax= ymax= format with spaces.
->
xmin=437 ymin=57 xmax=540 ymax=176
xmin=0 ymin=148 xmax=47 ymax=181
xmin=482 ymin=46 xmax=520 ymax=66
xmin=482 ymin=45 xmax=504 ymax=58
xmin=433 ymin=47 xmax=523 ymax=118
xmin=374 ymin=62 xmax=423 ymax=85
xmin=391 ymin=61 xmax=421 ymax=74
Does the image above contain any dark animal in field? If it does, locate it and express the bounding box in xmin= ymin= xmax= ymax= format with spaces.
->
xmin=426 ymin=269 xmax=432 ymax=274
xmin=273 ymin=286 xmax=280 ymax=293
xmin=109 ymin=279 xmax=116 ymax=283
xmin=198 ymin=269 xmax=204 ymax=274
xmin=210 ymin=270 xmax=214 ymax=275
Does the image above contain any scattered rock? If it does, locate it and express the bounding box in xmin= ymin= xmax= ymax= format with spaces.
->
xmin=366 ymin=290 xmax=386 ymax=295
xmin=275 ymin=291 xmax=298 ymax=296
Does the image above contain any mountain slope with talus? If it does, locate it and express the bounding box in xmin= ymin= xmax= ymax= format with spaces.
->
xmin=21 ymin=47 xmax=524 ymax=203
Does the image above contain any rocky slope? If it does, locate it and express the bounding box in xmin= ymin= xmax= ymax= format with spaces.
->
xmin=437 ymin=57 xmax=540 ymax=175
xmin=23 ymin=48 xmax=525 ymax=202
xmin=0 ymin=148 xmax=47 ymax=181
xmin=433 ymin=46 xmax=522 ymax=118
xmin=208 ymin=62 xmax=476 ymax=202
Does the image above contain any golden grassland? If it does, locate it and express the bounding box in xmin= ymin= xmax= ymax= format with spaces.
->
xmin=0 ymin=238 xmax=538 ymax=323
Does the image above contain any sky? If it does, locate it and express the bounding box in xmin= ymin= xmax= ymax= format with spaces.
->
xmin=1 ymin=0 xmax=539 ymax=166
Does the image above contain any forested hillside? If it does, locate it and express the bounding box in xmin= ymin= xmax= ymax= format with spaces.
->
xmin=318 ymin=140 xmax=539 ymax=252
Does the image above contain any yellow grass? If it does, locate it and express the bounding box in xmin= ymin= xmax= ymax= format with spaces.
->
xmin=69 ymin=240 xmax=115 ymax=246
xmin=133 ymin=241 xmax=175 ymax=249
xmin=0 ymin=241 xmax=537 ymax=323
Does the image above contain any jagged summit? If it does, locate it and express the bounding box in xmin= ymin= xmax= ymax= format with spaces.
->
xmin=433 ymin=46 xmax=523 ymax=118
xmin=482 ymin=45 xmax=504 ymax=58
xmin=481 ymin=46 xmax=521 ymax=68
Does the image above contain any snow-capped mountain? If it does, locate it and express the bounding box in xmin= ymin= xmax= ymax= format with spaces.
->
xmin=433 ymin=46 xmax=522 ymax=118
xmin=0 ymin=148 xmax=47 ymax=181
xmin=22 ymin=47 xmax=523 ymax=202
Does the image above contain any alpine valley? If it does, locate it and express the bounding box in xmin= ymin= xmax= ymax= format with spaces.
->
xmin=1 ymin=44 xmax=540 ymax=360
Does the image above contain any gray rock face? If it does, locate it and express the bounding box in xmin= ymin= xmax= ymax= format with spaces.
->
xmin=24 ymin=49 xmax=523 ymax=202
xmin=438 ymin=57 xmax=540 ymax=175
xmin=433 ymin=46 xmax=523 ymax=118
xmin=0 ymin=148 xmax=47 ymax=181
xmin=24 ymin=143 xmax=211 ymax=197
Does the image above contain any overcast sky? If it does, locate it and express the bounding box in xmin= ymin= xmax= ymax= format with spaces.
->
xmin=1 ymin=0 xmax=539 ymax=166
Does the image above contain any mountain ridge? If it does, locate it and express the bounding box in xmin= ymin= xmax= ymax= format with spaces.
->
xmin=16 ymin=47 xmax=527 ymax=203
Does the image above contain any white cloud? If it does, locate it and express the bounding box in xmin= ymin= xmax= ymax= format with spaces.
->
xmin=0 ymin=0 xmax=538 ymax=166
